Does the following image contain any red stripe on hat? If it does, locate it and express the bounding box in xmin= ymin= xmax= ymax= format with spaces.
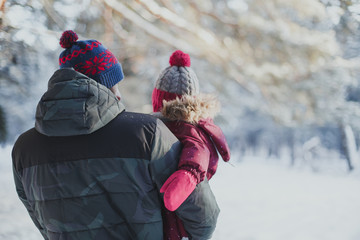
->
xmin=152 ymin=88 xmax=182 ymax=112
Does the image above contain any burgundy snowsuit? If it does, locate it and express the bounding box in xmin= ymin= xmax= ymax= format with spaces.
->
xmin=162 ymin=118 xmax=230 ymax=240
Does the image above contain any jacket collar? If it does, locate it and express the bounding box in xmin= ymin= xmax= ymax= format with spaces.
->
xmin=35 ymin=68 xmax=125 ymax=136
xmin=160 ymin=93 xmax=220 ymax=124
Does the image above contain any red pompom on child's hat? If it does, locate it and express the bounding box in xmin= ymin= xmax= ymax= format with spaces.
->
xmin=59 ymin=30 xmax=78 ymax=49
xmin=169 ymin=50 xmax=191 ymax=67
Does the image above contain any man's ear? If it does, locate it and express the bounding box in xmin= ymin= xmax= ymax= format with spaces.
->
xmin=110 ymin=83 xmax=121 ymax=101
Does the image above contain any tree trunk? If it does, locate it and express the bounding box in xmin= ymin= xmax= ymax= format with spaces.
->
xmin=0 ymin=106 xmax=7 ymax=143
xmin=341 ymin=124 xmax=357 ymax=171
xmin=289 ymin=128 xmax=296 ymax=166
xmin=0 ymin=0 xmax=6 ymax=27
xmin=0 ymin=0 xmax=6 ymax=12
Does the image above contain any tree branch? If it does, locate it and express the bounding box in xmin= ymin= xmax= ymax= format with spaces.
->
xmin=102 ymin=0 xmax=200 ymax=54
xmin=188 ymin=1 xmax=239 ymax=28
xmin=0 ymin=0 xmax=6 ymax=12
xmin=40 ymin=0 xmax=66 ymax=30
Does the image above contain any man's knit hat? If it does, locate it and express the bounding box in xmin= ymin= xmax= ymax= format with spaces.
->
xmin=58 ymin=30 xmax=124 ymax=88
xmin=152 ymin=50 xmax=199 ymax=112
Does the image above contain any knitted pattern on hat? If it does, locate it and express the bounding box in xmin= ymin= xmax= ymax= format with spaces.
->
xmin=152 ymin=50 xmax=199 ymax=112
xmin=58 ymin=30 xmax=124 ymax=88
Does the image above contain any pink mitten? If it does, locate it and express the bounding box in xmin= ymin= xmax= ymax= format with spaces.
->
xmin=160 ymin=170 xmax=197 ymax=211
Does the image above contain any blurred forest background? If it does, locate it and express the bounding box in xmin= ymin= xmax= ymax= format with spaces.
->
xmin=1 ymin=0 xmax=360 ymax=172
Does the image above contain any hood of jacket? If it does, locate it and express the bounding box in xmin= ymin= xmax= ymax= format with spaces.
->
xmin=35 ymin=68 xmax=124 ymax=136
xmin=160 ymin=93 xmax=220 ymax=124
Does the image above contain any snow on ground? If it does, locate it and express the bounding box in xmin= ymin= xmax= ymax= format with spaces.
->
xmin=1 ymin=146 xmax=360 ymax=240
xmin=211 ymin=155 xmax=360 ymax=240
xmin=0 ymin=146 xmax=43 ymax=240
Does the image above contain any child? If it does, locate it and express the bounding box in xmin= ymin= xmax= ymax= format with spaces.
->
xmin=152 ymin=50 xmax=231 ymax=240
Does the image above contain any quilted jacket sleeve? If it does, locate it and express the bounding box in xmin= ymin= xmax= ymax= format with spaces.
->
xmin=12 ymin=166 xmax=49 ymax=240
xmin=177 ymin=178 xmax=220 ymax=240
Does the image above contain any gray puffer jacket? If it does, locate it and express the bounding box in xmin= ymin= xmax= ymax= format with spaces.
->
xmin=12 ymin=68 xmax=219 ymax=240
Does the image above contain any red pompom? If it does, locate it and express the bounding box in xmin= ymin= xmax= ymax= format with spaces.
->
xmin=169 ymin=50 xmax=191 ymax=67
xmin=59 ymin=30 xmax=78 ymax=48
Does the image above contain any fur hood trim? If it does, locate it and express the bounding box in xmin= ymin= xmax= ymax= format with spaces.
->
xmin=161 ymin=93 xmax=220 ymax=124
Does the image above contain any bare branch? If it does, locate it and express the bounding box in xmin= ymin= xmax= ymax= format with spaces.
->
xmin=188 ymin=1 xmax=239 ymax=28
xmin=104 ymin=4 xmax=115 ymax=47
xmin=0 ymin=0 xmax=6 ymax=12
xmin=0 ymin=0 xmax=6 ymax=27
xmin=135 ymin=0 xmax=226 ymax=55
xmin=102 ymin=0 xmax=200 ymax=54
xmin=40 ymin=0 xmax=66 ymax=30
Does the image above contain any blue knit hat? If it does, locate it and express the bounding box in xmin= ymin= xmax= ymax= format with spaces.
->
xmin=58 ymin=30 xmax=124 ymax=88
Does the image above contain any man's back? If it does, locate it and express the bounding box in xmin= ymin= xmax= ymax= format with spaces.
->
xmin=13 ymin=111 xmax=176 ymax=239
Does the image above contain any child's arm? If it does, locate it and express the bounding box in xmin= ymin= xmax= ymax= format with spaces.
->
xmin=160 ymin=125 xmax=211 ymax=211
xmin=198 ymin=118 xmax=230 ymax=161
xmin=198 ymin=118 xmax=231 ymax=180
xmin=150 ymin=120 xmax=219 ymax=239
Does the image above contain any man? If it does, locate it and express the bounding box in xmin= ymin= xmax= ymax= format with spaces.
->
xmin=12 ymin=30 xmax=219 ymax=240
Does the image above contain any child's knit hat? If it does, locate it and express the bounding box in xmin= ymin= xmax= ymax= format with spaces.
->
xmin=58 ymin=30 xmax=124 ymax=88
xmin=152 ymin=50 xmax=199 ymax=112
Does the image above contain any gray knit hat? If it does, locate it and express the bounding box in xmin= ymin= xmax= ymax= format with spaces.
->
xmin=152 ymin=50 xmax=200 ymax=112
xmin=155 ymin=50 xmax=199 ymax=95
